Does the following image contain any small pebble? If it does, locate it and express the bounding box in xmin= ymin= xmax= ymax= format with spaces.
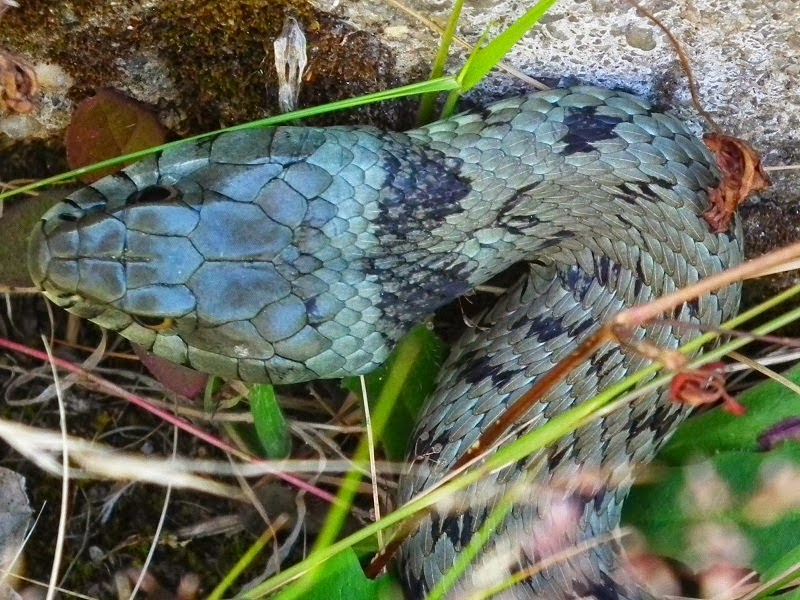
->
xmin=626 ymin=25 xmax=657 ymax=51
xmin=0 ymin=114 xmax=40 ymax=139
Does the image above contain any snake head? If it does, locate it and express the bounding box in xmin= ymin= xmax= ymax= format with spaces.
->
xmin=27 ymin=132 xmax=396 ymax=384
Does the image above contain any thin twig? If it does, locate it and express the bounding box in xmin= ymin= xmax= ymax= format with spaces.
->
xmin=624 ymin=0 xmax=722 ymax=132
xmin=130 ymin=425 xmax=176 ymax=600
xmin=728 ymin=351 xmax=800 ymax=398
xmin=0 ymin=337 xmax=343 ymax=506
xmin=359 ymin=375 xmax=384 ymax=548
xmin=43 ymin=337 xmax=68 ymax=600
xmin=764 ymin=164 xmax=800 ymax=172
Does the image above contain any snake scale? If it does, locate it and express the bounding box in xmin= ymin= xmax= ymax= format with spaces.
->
xmin=28 ymin=86 xmax=743 ymax=598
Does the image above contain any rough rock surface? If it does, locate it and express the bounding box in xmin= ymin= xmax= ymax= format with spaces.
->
xmin=334 ymin=0 xmax=799 ymax=156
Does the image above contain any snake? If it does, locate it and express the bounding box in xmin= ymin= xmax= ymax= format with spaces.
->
xmin=28 ymin=85 xmax=744 ymax=598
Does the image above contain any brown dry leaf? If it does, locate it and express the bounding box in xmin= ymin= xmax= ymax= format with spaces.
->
xmin=703 ymin=133 xmax=771 ymax=233
xmin=0 ymin=50 xmax=38 ymax=115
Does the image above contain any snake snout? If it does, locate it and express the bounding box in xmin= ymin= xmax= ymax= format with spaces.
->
xmin=27 ymin=199 xmax=85 ymax=291
xmin=27 ymin=207 xmax=87 ymax=298
xmin=27 ymin=195 xmax=128 ymax=300
xmin=27 ymin=221 xmax=50 ymax=289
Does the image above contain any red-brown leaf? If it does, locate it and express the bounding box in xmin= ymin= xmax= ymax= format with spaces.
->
xmin=132 ymin=343 xmax=209 ymax=401
xmin=65 ymin=88 xmax=167 ymax=183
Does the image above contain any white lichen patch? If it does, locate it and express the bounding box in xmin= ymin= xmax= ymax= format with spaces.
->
xmin=34 ymin=62 xmax=73 ymax=91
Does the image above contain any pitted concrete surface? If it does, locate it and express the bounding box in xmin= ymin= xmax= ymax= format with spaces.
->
xmin=328 ymin=0 xmax=799 ymax=207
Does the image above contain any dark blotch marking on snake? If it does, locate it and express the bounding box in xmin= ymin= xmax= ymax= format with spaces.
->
xmin=455 ymin=346 xmax=522 ymax=388
xmin=561 ymin=106 xmax=624 ymax=155
xmin=618 ymin=181 xmax=660 ymax=203
xmin=590 ymin=346 xmax=622 ymax=379
xmin=430 ymin=511 xmax=478 ymax=555
xmin=463 ymin=357 xmax=519 ymax=387
xmin=573 ymin=572 xmax=627 ymax=600
xmin=628 ymin=401 xmax=683 ymax=445
xmin=560 ymin=258 xmax=624 ymax=308
xmin=500 ymin=181 xmax=545 ymax=235
xmin=376 ymin=143 xmax=472 ymax=232
xmin=365 ymin=139 xmax=478 ymax=328
xmin=561 ymin=264 xmax=595 ymax=304
xmin=522 ymin=313 xmax=595 ymax=344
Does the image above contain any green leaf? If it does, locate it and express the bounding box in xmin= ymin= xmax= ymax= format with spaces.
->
xmin=457 ymin=0 xmax=559 ymax=92
xmin=249 ymin=384 xmax=291 ymax=459
xmin=272 ymin=548 xmax=402 ymax=600
xmin=624 ymin=445 xmax=800 ymax=575
xmin=660 ymin=365 xmax=800 ymax=464
xmin=764 ymin=545 xmax=800 ymax=583
xmin=342 ymin=325 xmax=444 ymax=461
xmin=753 ymin=545 xmax=800 ymax=599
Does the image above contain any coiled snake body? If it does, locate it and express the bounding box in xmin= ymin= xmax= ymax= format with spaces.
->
xmin=28 ymin=86 xmax=743 ymax=598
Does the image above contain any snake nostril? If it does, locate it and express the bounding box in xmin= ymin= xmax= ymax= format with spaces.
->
xmin=126 ymin=185 xmax=177 ymax=205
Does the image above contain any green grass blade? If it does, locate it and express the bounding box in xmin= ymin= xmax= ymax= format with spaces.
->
xmin=439 ymin=25 xmax=493 ymax=118
xmin=208 ymin=525 xmax=279 ymax=600
xmin=0 ymin=76 xmax=460 ymax=203
xmin=418 ymin=0 xmax=466 ymax=124
xmin=457 ymin=0 xmax=559 ymax=92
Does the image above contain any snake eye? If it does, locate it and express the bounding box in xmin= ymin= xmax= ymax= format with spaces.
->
xmin=126 ymin=185 xmax=177 ymax=205
xmin=132 ymin=315 xmax=175 ymax=332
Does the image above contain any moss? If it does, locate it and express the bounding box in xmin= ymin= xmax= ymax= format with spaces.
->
xmin=0 ymin=0 xmax=413 ymax=137
xmin=136 ymin=0 xmax=316 ymax=131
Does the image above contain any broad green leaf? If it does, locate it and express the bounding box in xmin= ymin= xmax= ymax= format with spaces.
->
xmin=764 ymin=544 xmax=800 ymax=582
xmin=660 ymin=365 xmax=800 ymax=464
xmin=624 ymin=445 xmax=800 ymax=575
xmin=754 ymin=545 xmax=800 ymax=599
xmin=249 ymin=383 xmax=291 ymax=459
xmin=272 ymin=548 xmax=402 ymax=600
